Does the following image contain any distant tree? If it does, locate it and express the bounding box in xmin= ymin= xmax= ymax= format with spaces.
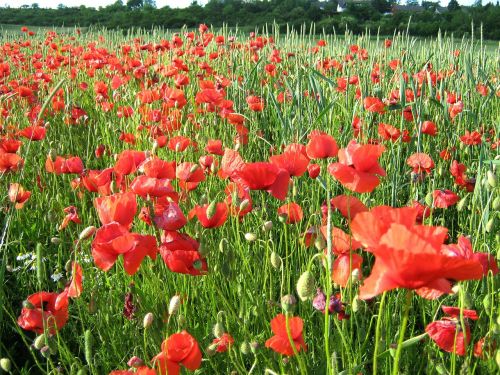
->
xmin=447 ymin=0 xmax=460 ymax=11
xmin=373 ymin=0 xmax=392 ymax=13
xmin=31 ymin=3 xmax=39 ymax=8
xmin=57 ymin=4 xmax=66 ymax=9
xmin=144 ymin=0 xmax=156 ymax=8
xmin=406 ymin=0 xmax=419 ymax=6
xmin=127 ymin=0 xmax=143 ymax=9
xmin=473 ymin=0 xmax=482 ymax=7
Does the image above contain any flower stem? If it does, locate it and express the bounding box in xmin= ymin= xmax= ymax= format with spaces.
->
xmin=373 ymin=291 xmax=386 ymax=375
xmin=392 ymin=290 xmax=412 ymax=375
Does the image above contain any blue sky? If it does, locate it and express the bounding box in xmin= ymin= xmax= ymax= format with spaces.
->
xmin=4 ymin=1 xmax=495 ymax=9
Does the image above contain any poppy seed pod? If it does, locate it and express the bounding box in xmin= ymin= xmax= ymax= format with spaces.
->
xmin=296 ymin=271 xmax=315 ymax=301
xmin=34 ymin=334 xmax=47 ymax=350
xmin=281 ymin=294 xmax=297 ymax=313
xmin=143 ymin=312 xmax=154 ymax=329
xmin=240 ymin=341 xmax=251 ymax=355
xmin=0 ymin=358 xmax=11 ymax=373
xmin=270 ymin=251 xmax=282 ymax=269
xmin=492 ymin=196 xmax=500 ymax=211
xmin=168 ymin=295 xmax=181 ymax=316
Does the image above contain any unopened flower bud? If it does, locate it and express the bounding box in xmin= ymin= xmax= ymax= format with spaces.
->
xmin=281 ymin=294 xmax=297 ymax=313
xmin=0 ymin=358 xmax=11 ymax=373
xmin=168 ymin=295 xmax=181 ymax=316
xmin=240 ymin=341 xmax=251 ymax=355
xmin=425 ymin=192 xmax=433 ymax=207
xmin=250 ymin=341 xmax=259 ymax=354
xmin=239 ymin=199 xmax=250 ymax=211
xmin=206 ymin=344 xmax=217 ymax=356
xmin=206 ymin=201 xmax=217 ymax=219
xmin=143 ymin=312 xmax=154 ymax=329
xmin=189 ymin=164 xmax=199 ymax=173
xmin=314 ymin=236 xmax=326 ymax=251
xmin=177 ymin=314 xmax=186 ymax=327
xmin=351 ymin=268 xmax=361 ymax=283
xmin=51 ymin=237 xmax=62 ymax=245
xmin=193 ymin=259 xmax=203 ymax=270
xmin=40 ymin=345 xmax=51 ymax=358
xmin=262 ymin=221 xmax=273 ymax=232
xmin=212 ymin=322 xmax=225 ymax=338
xmin=244 ymin=232 xmax=257 ymax=242
xmin=34 ymin=334 xmax=47 ymax=350
xmin=79 ymin=226 xmax=96 ymax=241
xmin=23 ymin=300 xmax=35 ymax=309
xmin=457 ymin=196 xmax=468 ymax=212
xmin=486 ymin=217 xmax=496 ymax=233
xmin=296 ymin=271 xmax=315 ymax=301
xmin=270 ymin=251 xmax=282 ymax=269
xmin=492 ymin=196 xmax=500 ymax=211
xmin=487 ymin=170 xmax=497 ymax=188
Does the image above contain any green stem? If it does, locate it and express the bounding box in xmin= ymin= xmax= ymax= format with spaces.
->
xmin=373 ymin=292 xmax=386 ymax=375
xmin=391 ymin=290 xmax=412 ymax=375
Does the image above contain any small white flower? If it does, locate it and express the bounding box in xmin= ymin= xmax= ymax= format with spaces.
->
xmin=51 ymin=272 xmax=64 ymax=282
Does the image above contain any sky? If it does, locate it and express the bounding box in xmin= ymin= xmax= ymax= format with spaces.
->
xmin=2 ymin=0 xmax=492 ymax=9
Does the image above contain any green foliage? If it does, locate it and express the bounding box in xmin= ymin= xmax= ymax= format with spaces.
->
xmin=0 ymin=1 xmax=499 ymax=39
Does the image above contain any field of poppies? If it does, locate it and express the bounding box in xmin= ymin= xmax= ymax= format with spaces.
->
xmin=0 ymin=24 xmax=499 ymax=375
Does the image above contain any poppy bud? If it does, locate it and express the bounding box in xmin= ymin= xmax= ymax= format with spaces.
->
xmin=485 ymin=217 xmax=495 ymax=233
xmin=463 ymin=292 xmax=473 ymax=309
xmin=199 ymin=194 xmax=208 ymax=205
xmin=213 ymin=322 xmax=225 ymax=338
xmin=152 ymin=141 xmax=158 ymax=155
xmin=23 ymin=300 xmax=35 ymax=309
xmin=240 ymin=341 xmax=251 ymax=355
xmin=189 ymin=164 xmax=199 ymax=173
xmin=457 ymin=196 xmax=468 ymax=211
xmin=352 ymin=295 xmax=360 ymax=313
xmin=262 ymin=220 xmax=273 ymax=232
xmin=281 ymin=294 xmax=297 ymax=313
xmin=452 ymin=284 xmax=461 ymax=294
xmin=278 ymin=214 xmax=286 ymax=223
xmin=34 ymin=334 xmax=47 ymax=350
xmin=270 ymin=251 xmax=282 ymax=269
xmin=496 ymin=349 xmax=500 ymax=368
xmin=110 ymin=180 xmax=117 ymax=194
xmin=250 ymin=341 xmax=259 ymax=354
xmin=296 ymin=271 xmax=315 ymax=301
xmin=425 ymin=192 xmax=433 ymax=207
xmin=84 ymin=329 xmax=93 ymax=366
xmin=143 ymin=312 xmax=154 ymax=329
xmin=65 ymin=259 xmax=72 ymax=273
xmin=88 ymin=292 xmax=97 ymax=314
xmin=78 ymin=226 xmax=96 ymax=241
xmin=483 ymin=295 xmax=491 ymax=311
xmin=239 ymin=199 xmax=250 ymax=211
xmin=492 ymin=196 xmax=500 ymax=211
xmin=351 ymin=268 xmax=361 ymax=283
xmin=206 ymin=201 xmax=217 ymax=219
xmin=244 ymin=232 xmax=257 ymax=242
xmin=0 ymin=358 xmax=11 ymax=373
xmin=36 ymin=243 xmax=43 ymax=285
xmin=48 ymin=149 xmax=57 ymax=162
xmin=168 ymin=295 xmax=181 ymax=316
xmin=218 ymin=238 xmax=227 ymax=253
xmin=51 ymin=237 xmax=62 ymax=245
xmin=314 ymin=236 xmax=326 ymax=251
xmin=487 ymin=170 xmax=497 ymax=188
xmin=206 ymin=344 xmax=217 ymax=356
xmin=435 ymin=364 xmax=447 ymax=375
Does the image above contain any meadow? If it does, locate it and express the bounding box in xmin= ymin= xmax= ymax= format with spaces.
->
xmin=0 ymin=24 xmax=499 ymax=375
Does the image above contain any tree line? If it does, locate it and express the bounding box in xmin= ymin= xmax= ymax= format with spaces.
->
xmin=2 ymin=0 xmax=500 ymax=39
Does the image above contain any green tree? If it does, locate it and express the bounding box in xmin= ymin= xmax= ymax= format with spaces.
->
xmin=127 ymin=0 xmax=143 ymax=9
xmin=448 ymin=0 xmax=460 ymax=11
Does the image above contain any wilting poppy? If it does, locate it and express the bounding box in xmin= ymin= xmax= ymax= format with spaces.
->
xmin=426 ymin=306 xmax=478 ymax=356
xmin=433 ymin=189 xmax=459 ymax=208
xmin=153 ymin=331 xmax=202 ymax=375
xmin=328 ymin=140 xmax=386 ymax=193
xmin=8 ymin=183 xmax=31 ymax=209
xmin=265 ymin=314 xmax=307 ymax=356
xmin=18 ymin=291 xmax=69 ymax=334
xmin=211 ymin=333 xmax=235 ymax=353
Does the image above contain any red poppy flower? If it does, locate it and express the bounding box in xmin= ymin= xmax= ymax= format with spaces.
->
xmin=159 ymin=231 xmax=207 ymax=275
xmin=235 ymin=162 xmax=290 ymax=201
xmin=153 ymin=331 xmax=202 ymax=375
xmin=265 ymin=314 xmax=307 ymax=356
xmin=433 ymin=189 xmax=459 ymax=208
xmin=328 ymin=140 xmax=386 ymax=193
xmin=307 ymin=164 xmax=320 ymax=179
xmin=59 ymin=206 xmax=82 ymax=230
xmin=45 ymin=156 xmax=84 ymax=175
xmin=270 ymin=149 xmax=309 ymax=177
xmin=225 ymin=182 xmax=253 ymax=218
xmin=421 ymin=121 xmax=437 ymax=136
xmin=205 ymin=139 xmax=224 ymax=155
xmin=306 ymin=130 xmax=338 ymax=159
xmin=246 ymin=95 xmax=264 ymax=111
xmin=168 ymin=136 xmax=192 ymax=152
xmin=153 ymin=201 xmax=186 ymax=231
xmin=189 ymin=203 xmax=229 ymax=228
xmin=350 ymin=206 xmax=483 ymax=299
xmin=131 ymin=176 xmax=177 ymax=199
xmin=18 ymin=125 xmax=46 ymax=141
xmin=91 ymin=222 xmax=157 ymax=275
xmin=17 ymin=291 xmax=69 ymax=334
xmin=141 ymin=157 xmax=176 ymax=179
xmin=176 ymin=162 xmax=206 ymax=191
xmin=425 ymin=306 xmax=478 ymax=356
xmin=407 ymin=153 xmax=435 ymax=174
xmin=363 ymin=96 xmax=385 ymax=114
xmin=67 ymin=262 xmax=83 ymax=298
xmin=378 ymin=123 xmax=400 ymax=141
xmin=94 ymin=192 xmax=137 ymax=227
xmin=114 ymin=150 xmax=147 ymax=176
xmin=277 ymin=202 xmax=303 ymax=224
xmin=8 ymin=183 xmax=31 ymax=209
xmin=329 ymin=195 xmax=367 ymax=220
